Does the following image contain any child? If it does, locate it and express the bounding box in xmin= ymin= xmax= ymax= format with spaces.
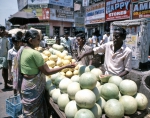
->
xmin=7 ymin=33 xmax=22 ymax=95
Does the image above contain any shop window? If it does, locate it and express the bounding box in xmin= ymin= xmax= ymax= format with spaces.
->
xmin=64 ymin=27 xmax=70 ymax=35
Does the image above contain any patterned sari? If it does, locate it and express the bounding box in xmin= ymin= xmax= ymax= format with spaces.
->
xmin=13 ymin=46 xmax=48 ymax=118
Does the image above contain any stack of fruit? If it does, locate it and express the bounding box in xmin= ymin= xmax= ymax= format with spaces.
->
xmin=38 ymin=44 xmax=148 ymax=118
xmin=35 ymin=44 xmax=79 ymax=78
xmin=46 ymin=64 xmax=148 ymax=118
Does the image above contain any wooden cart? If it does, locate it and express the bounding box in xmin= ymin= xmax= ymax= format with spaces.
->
xmin=47 ymin=96 xmax=149 ymax=118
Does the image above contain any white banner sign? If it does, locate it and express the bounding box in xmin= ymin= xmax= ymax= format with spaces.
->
xmin=50 ymin=0 xmax=73 ymax=8
xmin=28 ymin=0 xmax=49 ymax=4
xmin=75 ymin=17 xmax=84 ymax=27
xmin=85 ymin=2 xmax=105 ymax=24
xmin=86 ymin=8 xmax=105 ymax=20
xmin=50 ymin=9 xmax=74 ymax=22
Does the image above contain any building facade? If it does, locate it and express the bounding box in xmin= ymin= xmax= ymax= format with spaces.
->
xmin=16 ymin=0 xmax=150 ymax=37
xmin=17 ymin=0 xmax=76 ymax=37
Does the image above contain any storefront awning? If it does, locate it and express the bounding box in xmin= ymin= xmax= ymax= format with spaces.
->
xmin=85 ymin=24 xmax=98 ymax=28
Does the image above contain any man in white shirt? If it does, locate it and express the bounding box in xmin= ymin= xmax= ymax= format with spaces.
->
xmin=39 ymin=35 xmax=46 ymax=48
xmin=100 ymin=32 xmax=110 ymax=45
xmin=43 ymin=36 xmax=49 ymax=47
xmin=69 ymin=35 xmax=78 ymax=58
xmin=91 ymin=32 xmax=97 ymax=48
xmin=77 ymin=27 xmax=132 ymax=77
xmin=69 ymin=36 xmax=77 ymax=51
xmin=61 ymin=32 xmax=72 ymax=55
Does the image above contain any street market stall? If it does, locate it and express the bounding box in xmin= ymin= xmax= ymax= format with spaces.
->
xmin=40 ymin=43 xmax=149 ymax=118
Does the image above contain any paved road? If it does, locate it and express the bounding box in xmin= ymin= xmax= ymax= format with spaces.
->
xmin=0 ymin=70 xmax=52 ymax=118
xmin=0 ymin=70 xmax=13 ymax=118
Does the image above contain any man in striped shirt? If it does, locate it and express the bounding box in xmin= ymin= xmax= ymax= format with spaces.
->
xmin=76 ymin=33 xmax=93 ymax=66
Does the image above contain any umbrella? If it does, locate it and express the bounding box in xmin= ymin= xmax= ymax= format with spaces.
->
xmin=8 ymin=11 xmax=39 ymax=25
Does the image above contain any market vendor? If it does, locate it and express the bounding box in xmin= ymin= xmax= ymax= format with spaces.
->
xmin=77 ymin=27 xmax=132 ymax=77
xmin=13 ymin=30 xmax=75 ymax=118
xmin=76 ymin=33 xmax=93 ymax=66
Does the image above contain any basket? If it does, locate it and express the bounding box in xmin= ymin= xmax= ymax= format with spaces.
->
xmin=6 ymin=95 xmax=22 ymax=118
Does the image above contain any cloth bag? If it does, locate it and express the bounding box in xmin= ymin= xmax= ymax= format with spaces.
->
xmin=0 ymin=57 xmax=7 ymax=69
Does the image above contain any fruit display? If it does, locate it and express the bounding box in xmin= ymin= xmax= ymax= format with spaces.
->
xmin=47 ymin=70 xmax=148 ymax=118
xmin=36 ymin=44 xmax=79 ymax=80
xmin=41 ymin=44 xmax=148 ymax=118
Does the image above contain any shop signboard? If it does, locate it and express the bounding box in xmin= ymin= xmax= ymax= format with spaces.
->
xmin=49 ymin=0 xmax=73 ymax=8
xmin=132 ymin=1 xmax=150 ymax=19
xmin=28 ymin=4 xmax=48 ymax=9
xmin=17 ymin=0 xmax=28 ymax=10
xmin=50 ymin=8 xmax=74 ymax=22
xmin=28 ymin=0 xmax=49 ymax=4
xmin=56 ymin=9 xmax=73 ymax=18
xmin=85 ymin=2 xmax=105 ymax=25
xmin=24 ymin=8 xmax=50 ymax=20
xmin=75 ymin=17 xmax=84 ymax=27
xmin=105 ymin=0 xmax=131 ymax=21
xmin=42 ymin=8 xmax=50 ymax=20
xmin=85 ymin=18 xmax=105 ymax=25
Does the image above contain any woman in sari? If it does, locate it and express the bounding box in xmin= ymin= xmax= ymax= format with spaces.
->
xmin=13 ymin=30 xmax=75 ymax=118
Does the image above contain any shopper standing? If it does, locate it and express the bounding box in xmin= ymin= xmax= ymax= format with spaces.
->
xmin=100 ymin=32 xmax=110 ymax=45
xmin=61 ymin=31 xmax=72 ymax=55
xmin=7 ymin=33 xmax=22 ymax=94
xmin=91 ymin=32 xmax=97 ymax=48
xmin=13 ymin=30 xmax=75 ymax=117
xmin=0 ymin=25 xmax=10 ymax=89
